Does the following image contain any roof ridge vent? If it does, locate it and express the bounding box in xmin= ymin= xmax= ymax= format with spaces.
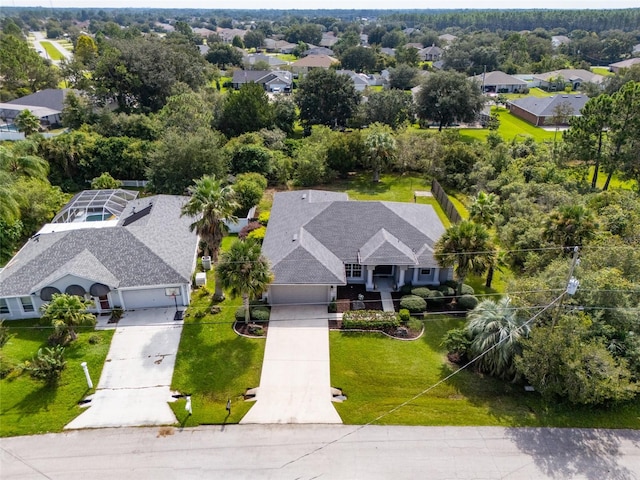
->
xmin=292 ymin=233 xmax=298 ymax=242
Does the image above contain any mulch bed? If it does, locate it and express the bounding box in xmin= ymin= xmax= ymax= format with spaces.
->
xmin=234 ymin=321 xmax=268 ymax=337
xmin=336 ymin=284 xmax=383 ymax=312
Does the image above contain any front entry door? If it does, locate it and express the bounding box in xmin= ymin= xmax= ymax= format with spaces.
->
xmin=99 ymin=295 xmax=110 ymax=310
xmin=373 ymin=265 xmax=393 ymax=276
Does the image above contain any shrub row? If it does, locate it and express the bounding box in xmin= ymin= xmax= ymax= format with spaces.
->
xmin=235 ymin=305 xmax=271 ymax=322
xmin=342 ymin=310 xmax=400 ymax=330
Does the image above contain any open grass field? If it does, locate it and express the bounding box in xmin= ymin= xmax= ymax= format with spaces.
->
xmin=330 ymin=316 xmax=640 ymax=428
xmin=591 ymin=66 xmax=614 ymax=77
xmin=460 ymin=108 xmax=556 ymax=143
xmin=275 ymin=53 xmax=296 ymax=62
xmin=0 ymin=321 xmax=113 ymax=437
xmin=503 ymin=87 xmax=558 ymax=101
xmin=169 ymin=236 xmax=266 ymax=426
xmin=39 ymin=41 xmax=64 ymax=61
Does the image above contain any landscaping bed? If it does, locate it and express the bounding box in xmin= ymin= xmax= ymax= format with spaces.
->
xmin=336 ymin=284 xmax=382 ymax=312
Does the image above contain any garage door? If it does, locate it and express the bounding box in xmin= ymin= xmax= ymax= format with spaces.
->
xmin=269 ymin=285 xmax=329 ymax=306
xmin=121 ymin=288 xmax=180 ymax=310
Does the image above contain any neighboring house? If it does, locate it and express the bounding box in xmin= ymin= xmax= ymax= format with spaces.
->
xmin=360 ymin=34 xmax=369 ymax=46
xmin=198 ymin=44 xmax=210 ymax=56
xmin=507 ymin=94 xmax=589 ymax=126
xmin=290 ymin=54 xmax=339 ymax=75
xmin=551 ymin=35 xmax=571 ymax=48
xmin=0 ymin=190 xmax=199 ymax=320
xmin=438 ymin=33 xmax=458 ymax=44
xmin=532 ymin=69 xmax=604 ymax=91
xmin=244 ymin=53 xmax=288 ymax=68
xmin=0 ymin=88 xmax=77 ymax=129
xmin=216 ymin=27 xmax=247 ymax=43
xmin=231 ymin=70 xmax=293 ymax=92
xmin=469 ymin=70 xmax=527 ymax=93
xmin=609 ymin=57 xmax=640 ymax=73
xmin=192 ymin=27 xmax=216 ymax=38
xmin=264 ymin=39 xmax=297 ymax=54
xmin=320 ymin=32 xmax=339 ymax=47
xmin=304 ymin=46 xmax=334 ymax=57
xmin=405 ymin=43 xmax=423 ymax=50
xmin=380 ymin=47 xmax=396 ymax=57
xmin=336 ymin=70 xmax=371 ymax=91
xmin=633 ymin=43 xmax=640 ymax=55
xmin=418 ymin=45 xmax=443 ymax=62
xmin=261 ymin=190 xmax=452 ymax=306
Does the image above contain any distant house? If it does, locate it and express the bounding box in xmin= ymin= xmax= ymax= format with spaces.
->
xmin=290 ymin=54 xmax=339 ymax=75
xmin=418 ymin=45 xmax=442 ymax=62
xmin=264 ymin=39 xmax=297 ymax=54
xmin=438 ymin=33 xmax=458 ymax=44
xmin=261 ymin=190 xmax=452 ymax=306
xmin=216 ymin=27 xmax=247 ymax=43
xmin=336 ymin=70 xmax=371 ymax=92
xmin=551 ymin=35 xmax=571 ymax=48
xmin=609 ymin=57 xmax=640 ymax=74
xmin=0 ymin=88 xmax=77 ymax=129
xmin=633 ymin=44 xmax=640 ymax=55
xmin=244 ymin=53 xmax=288 ymax=68
xmin=231 ymin=70 xmax=293 ymax=92
xmin=192 ymin=27 xmax=216 ymax=38
xmin=469 ymin=71 xmax=527 ymax=93
xmin=507 ymin=94 xmax=589 ymax=126
xmin=0 ymin=191 xmax=198 ymax=320
xmin=405 ymin=43 xmax=423 ymax=50
xmin=320 ymin=32 xmax=339 ymax=47
xmin=304 ymin=46 xmax=334 ymax=57
xmin=380 ymin=47 xmax=395 ymax=57
xmin=532 ymin=69 xmax=604 ymax=91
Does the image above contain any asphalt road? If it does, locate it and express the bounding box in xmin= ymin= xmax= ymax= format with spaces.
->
xmin=1 ymin=425 xmax=639 ymax=479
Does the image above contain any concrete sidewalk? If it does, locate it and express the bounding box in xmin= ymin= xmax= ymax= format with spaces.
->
xmin=241 ymin=305 xmax=342 ymax=424
xmin=65 ymin=308 xmax=183 ymax=429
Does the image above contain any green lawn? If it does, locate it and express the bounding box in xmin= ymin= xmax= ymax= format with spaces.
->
xmin=330 ymin=316 xmax=640 ymax=428
xmin=588 ymin=166 xmax=637 ymax=191
xmin=275 ymin=53 xmax=296 ymax=62
xmin=0 ymin=321 xmax=113 ymax=437
xmin=39 ymin=41 xmax=64 ymax=61
xmin=460 ymin=108 xmax=556 ymax=143
xmin=323 ymin=173 xmax=451 ymax=226
xmin=503 ymin=87 xmax=557 ymax=101
xmin=591 ymin=66 xmax=614 ymax=77
xmin=169 ymin=237 xmax=266 ymax=426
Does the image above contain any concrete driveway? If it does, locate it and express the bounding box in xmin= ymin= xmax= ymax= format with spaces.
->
xmin=241 ymin=305 xmax=342 ymax=424
xmin=65 ymin=308 xmax=183 ymax=429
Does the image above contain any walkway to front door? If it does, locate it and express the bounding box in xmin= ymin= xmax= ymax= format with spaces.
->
xmin=240 ymin=305 xmax=342 ymax=424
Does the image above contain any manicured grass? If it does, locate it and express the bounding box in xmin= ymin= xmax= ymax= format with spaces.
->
xmin=324 ymin=173 xmax=451 ymax=227
xmin=460 ymin=108 xmax=556 ymax=143
xmin=169 ymin=239 xmax=266 ymax=426
xmin=330 ymin=316 xmax=640 ymax=428
xmin=0 ymin=320 xmax=113 ymax=437
xmin=40 ymin=41 xmax=64 ymax=61
xmin=591 ymin=66 xmax=614 ymax=77
xmin=275 ymin=53 xmax=296 ymax=62
xmin=587 ymin=165 xmax=637 ymax=191
xmin=503 ymin=87 xmax=557 ymax=100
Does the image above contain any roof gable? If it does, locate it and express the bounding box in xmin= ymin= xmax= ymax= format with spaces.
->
xmin=359 ymin=229 xmax=416 ymax=265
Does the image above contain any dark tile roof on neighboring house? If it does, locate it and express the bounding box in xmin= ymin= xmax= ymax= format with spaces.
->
xmin=232 ymin=70 xmax=292 ymax=86
xmin=0 ymin=195 xmax=197 ymax=297
xmin=7 ymin=89 xmax=76 ymax=112
xmin=262 ymin=191 xmax=445 ymax=286
xmin=508 ymin=94 xmax=589 ymax=117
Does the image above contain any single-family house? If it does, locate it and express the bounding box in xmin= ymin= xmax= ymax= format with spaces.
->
xmin=216 ymin=27 xmax=247 ymax=43
xmin=380 ymin=47 xmax=396 ymax=57
xmin=244 ymin=53 xmax=288 ymax=68
xmin=532 ymin=69 xmax=604 ymax=91
xmin=264 ymin=39 xmax=297 ymax=54
xmin=261 ymin=190 xmax=452 ymax=306
xmin=0 ymin=190 xmax=199 ymax=320
xmin=469 ymin=71 xmax=527 ymax=93
xmin=320 ymin=32 xmax=339 ymax=47
xmin=0 ymin=88 xmax=77 ymax=129
xmin=231 ymin=70 xmax=293 ymax=92
xmin=418 ymin=45 xmax=443 ymax=62
xmin=336 ymin=70 xmax=371 ymax=91
xmin=609 ymin=57 xmax=640 ymax=74
xmin=290 ymin=54 xmax=339 ymax=75
xmin=304 ymin=46 xmax=334 ymax=57
xmin=507 ymin=94 xmax=589 ymax=126
xmin=438 ymin=33 xmax=458 ymax=44
xmin=551 ymin=35 xmax=571 ymax=49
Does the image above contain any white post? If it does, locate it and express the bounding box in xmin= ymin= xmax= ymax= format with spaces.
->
xmin=398 ymin=268 xmax=406 ymax=289
xmin=412 ymin=268 xmax=419 ymax=284
xmin=185 ymin=395 xmax=192 ymax=415
xmin=366 ymin=266 xmax=374 ymax=291
xmin=80 ymin=362 xmax=93 ymax=389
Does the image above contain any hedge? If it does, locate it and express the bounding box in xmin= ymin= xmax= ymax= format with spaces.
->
xmin=438 ymin=285 xmax=455 ymax=303
xmin=457 ymin=294 xmax=479 ymax=310
xmin=411 ymin=287 xmax=432 ymax=299
xmin=342 ymin=310 xmax=400 ymax=330
xmin=399 ymin=295 xmax=427 ymax=313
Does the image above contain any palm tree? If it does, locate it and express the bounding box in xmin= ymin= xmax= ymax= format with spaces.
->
xmin=181 ymin=175 xmax=239 ymax=300
xmin=0 ymin=146 xmax=49 ymax=181
xmin=40 ymin=293 xmax=96 ymax=344
xmin=364 ymin=123 xmax=396 ymax=182
xmin=469 ymin=191 xmax=499 ymax=227
xmin=216 ymin=239 xmax=273 ymax=323
xmin=466 ymin=297 xmax=530 ymax=381
xmin=543 ymin=204 xmax=598 ymax=248
xmin=434 ymin=220 xmax=496 ymax=296
xmin=0 ymin=171 xmax=20 ymax=223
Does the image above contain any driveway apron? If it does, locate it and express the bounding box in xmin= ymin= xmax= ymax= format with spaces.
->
xmin=65 ymin=308 xmax=183 ymax=429
xmin=241 ymin=305 xmax=342 ymax=424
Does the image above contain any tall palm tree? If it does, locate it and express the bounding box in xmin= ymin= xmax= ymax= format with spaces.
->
xmin=0 ymin=145 xmax=49 ymax=181
xmin=469 ymin=191 xmax=501 ymax=287
xmin=466 ymin=297 xmax=530 ymax=381
xmin=216 ymin=239 xmax=273 ymax=324
xmin=434 ymin=220 xmax=496 ymax=296
xmin=543 ymin=204 xmax=598 ymax=248
xmin=364 ymin=123 xmax=396 ymax=182
xmin=40 ymin=293 xmax=96 ymax=344
xmin=181 ymin=175 xmax=239 ymax=299
xmin=0 ymin=171 xmax=21 ymax=223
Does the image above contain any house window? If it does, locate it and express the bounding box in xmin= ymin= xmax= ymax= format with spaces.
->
xmin=20 ymin=297 xmax=34 ymax=313
xmin=345 ymin=264 xmax=362 ymax=278
xmin=420 ymin=268 xmax=432 ymax=276
xmin=0 ymin=299 xmax=9 ymax=315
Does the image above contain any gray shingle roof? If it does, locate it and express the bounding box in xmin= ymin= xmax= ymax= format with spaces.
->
xmin=507 ymin=94 xmax=589 ymax=117
xmin=469 ymin=71 xmax=527 ymax=86
xmin=7 ymin=89 xmax=76 ymax=112
xmin=0 ymin=195 xmax=197 ymax=297
xmin=262 ymin=190 xmax=446 ymax=286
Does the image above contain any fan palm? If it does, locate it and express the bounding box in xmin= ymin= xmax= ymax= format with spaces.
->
xmin=216 ymin=239 xmax=273 ymax=323
xmin=40 ymin=293 xmax=96 ymax=344
xmin=467 ymin=297 xmax=529 ymax=381
xmin=434 ymin=220 xmax=496 ymax=296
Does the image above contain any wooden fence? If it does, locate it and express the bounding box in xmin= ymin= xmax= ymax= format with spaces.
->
xmin=431 ymin=179 xmax=462 ymax=224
